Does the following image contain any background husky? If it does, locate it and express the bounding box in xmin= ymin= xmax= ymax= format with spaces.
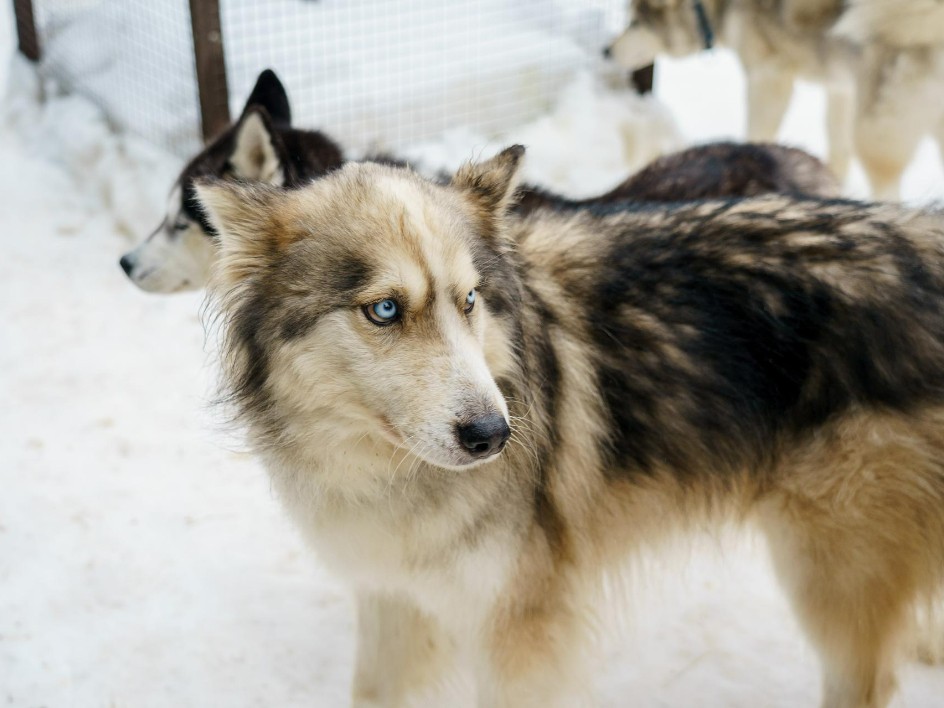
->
xmin=833 ymin=0 xmax=944 ymax=199
xmin=514 ymin=140 xmax=838 ymax=213
xmin=605 ymin=0 xmax=944 ymax=199
xmin=119 ymin=70 xmax=837 ymax=294
xmin=198 ymin=146 xmax=944 ymax=708
xmin=118 ymin=70 xmax=345 ymax=292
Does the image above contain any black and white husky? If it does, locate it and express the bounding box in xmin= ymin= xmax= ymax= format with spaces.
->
xmin=119 ymin=70 xmax=345 ymax=292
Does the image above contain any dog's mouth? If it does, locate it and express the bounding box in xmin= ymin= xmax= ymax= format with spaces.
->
xmin=132 ymin=267 xmax=196 ymax=294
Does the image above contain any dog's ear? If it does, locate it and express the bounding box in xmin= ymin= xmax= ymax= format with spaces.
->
xmin=194 ymin=179 xmax=280 ymax=286
xmin=452 ymin=145 xmax=525 ymax=215
xmin=230 ymin=107 xmax=287 ymax=184
xmin=242 ymin=68 xmax=291 ymax=127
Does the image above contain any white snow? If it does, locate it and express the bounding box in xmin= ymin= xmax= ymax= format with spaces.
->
xmin=2 ymin=2 xmax=944 ymax=707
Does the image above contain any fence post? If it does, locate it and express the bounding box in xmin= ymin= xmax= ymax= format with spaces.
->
xmin=12 ymin=0 xmax=40 ymax=61
xmin=631 ymin=64 xmax=655 ymax=95
xmin=189 ymin=0 xmax=231 ymax=142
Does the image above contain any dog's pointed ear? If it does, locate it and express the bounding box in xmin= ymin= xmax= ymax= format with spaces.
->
xmin=452 ymin=145 xmax=525 ymax=215
xmin=230 ymin=107 xmax=287 ymax=184
xmin=194 ymin=179 xmax=278 ymax=286
xmin=242 ymin=68 xmax=291 ymax=127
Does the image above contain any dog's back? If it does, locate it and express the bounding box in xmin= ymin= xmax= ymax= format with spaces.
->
xmin=513 ymin=142 xmax=837 ymax=215
xmin=592 ymin=141 xmax=838 ymax=201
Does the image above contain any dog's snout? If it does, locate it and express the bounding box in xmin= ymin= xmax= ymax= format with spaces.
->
xmin=456 ymin=414 xmax=511 ymax=459
xmin=602 ymin=45 xmax=612 ymax=59
xmin=119 ymin=254 xmax=134 ymax=276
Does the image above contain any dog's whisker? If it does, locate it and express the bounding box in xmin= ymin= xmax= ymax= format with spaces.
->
xmin=390 ymin=435 xmax=421 ymax=479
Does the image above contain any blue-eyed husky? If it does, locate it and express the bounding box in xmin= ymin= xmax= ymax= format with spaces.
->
xmin=120 ymin=69 xmax=837 ymax=294
xmin=196 ymin=146 xmax=944 ymax=707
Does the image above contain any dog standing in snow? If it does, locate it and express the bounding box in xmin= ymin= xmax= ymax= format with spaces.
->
xmin=605 ymin=0 xmax=944 ymax=199
xmin=197 ymin=145 xmax=944 ymax=707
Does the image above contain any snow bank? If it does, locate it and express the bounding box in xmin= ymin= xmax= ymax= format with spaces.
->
xmin=2 ymin=55 xmax=179 ymax=239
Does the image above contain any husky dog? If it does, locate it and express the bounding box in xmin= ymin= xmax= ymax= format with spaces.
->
xmin=515 ymin=140 xmax=838 ymax=213
xmin=119 ymin=68 xmax=837 ymax=294
xmin=197 ymin=146 xmax=944 ymax=708
xmin=605 ymin=0 xmax=944 ymax=199
xmin=118 ymin=70 xmax=345 ymax=292
xmin=605 ymin=0 xmax=856 ymax=180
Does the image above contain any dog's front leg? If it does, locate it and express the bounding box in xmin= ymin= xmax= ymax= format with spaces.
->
xmin=474 ymin=595 xmax=595 ymax=708
xmin=351 ymin=592 xmax=453 ymax=708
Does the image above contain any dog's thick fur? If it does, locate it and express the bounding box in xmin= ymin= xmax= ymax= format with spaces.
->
xmin=198 ymin=146 xmax=944 ymax=707
xmin=515 ymin=140 xmax=838 ymax=213
xmin=606 ymin=0 xmax=944 ymax=199
xmin=120 ymin=69 xmax=837 ymax=293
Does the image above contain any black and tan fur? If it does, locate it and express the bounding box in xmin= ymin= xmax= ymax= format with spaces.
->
xmin=120 ymin=68 xmax=837 ymax=293
xmin=197 ymin=147 xmax=944 ymax=707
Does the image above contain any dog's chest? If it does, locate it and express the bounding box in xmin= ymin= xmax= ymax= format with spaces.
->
xmin=270 ymin=459 xmax=519 ymax=622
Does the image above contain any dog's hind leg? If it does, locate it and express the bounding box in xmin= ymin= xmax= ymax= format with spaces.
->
xmin=352 ymin=593 xmax=454 ymax=708
xmin=855 ymin=114 xmax=914 ymax=201
xmin=760 ymin=507 xmax=906 ymax=708
xmin=853 ymin=46 xmax=943 ymax=200
xmin=746 ymin=68 xmax=794 ymax=143
xmin=758 ymin=411 xmax=944 ymax=708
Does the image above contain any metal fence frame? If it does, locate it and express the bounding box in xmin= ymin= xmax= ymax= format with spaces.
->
xmin=13 ymin=0 xmax=40 ymax=61
xmin=11 ymin=0 xmax=654 ymax=145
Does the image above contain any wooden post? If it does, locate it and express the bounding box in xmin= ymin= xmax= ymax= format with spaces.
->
xmin=13 ymin=0 xmax=40 ymax=61
xmin=189 ymin=0 xmax=230 ymax=142
xmin=631 ymin=63 xmax=655 ymax=95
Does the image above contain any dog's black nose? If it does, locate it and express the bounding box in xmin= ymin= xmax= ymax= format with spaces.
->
xmin=602 ymin=45 xmax=612 ymax=59
xmin=456 ymin=414 xmax=511 ymax=459
xmin=119 ymin=254 xmax=134 ymax=276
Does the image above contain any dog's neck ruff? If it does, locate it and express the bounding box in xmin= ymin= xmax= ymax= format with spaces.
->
xmin=693 ymin=0 xmax=715 ymax=50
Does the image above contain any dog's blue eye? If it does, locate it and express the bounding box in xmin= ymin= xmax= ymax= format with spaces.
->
xmin=465 ymin=289 xmax=476 ymax=313
xmin=365 ymin=299 xmax=399 ymax=325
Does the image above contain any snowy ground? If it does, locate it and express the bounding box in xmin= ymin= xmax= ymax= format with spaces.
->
xmin=2 ymin=3 xmax=944 ymax=707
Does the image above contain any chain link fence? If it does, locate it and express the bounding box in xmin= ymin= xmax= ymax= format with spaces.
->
xmin=18 ymin=0 xmax=628 ymax=157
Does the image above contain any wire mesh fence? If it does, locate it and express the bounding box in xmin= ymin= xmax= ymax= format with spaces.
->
xmin=32 ymin=0 xmax=202 ymax=154
xmin=24 ymin=0 xmax=627 ymax=157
